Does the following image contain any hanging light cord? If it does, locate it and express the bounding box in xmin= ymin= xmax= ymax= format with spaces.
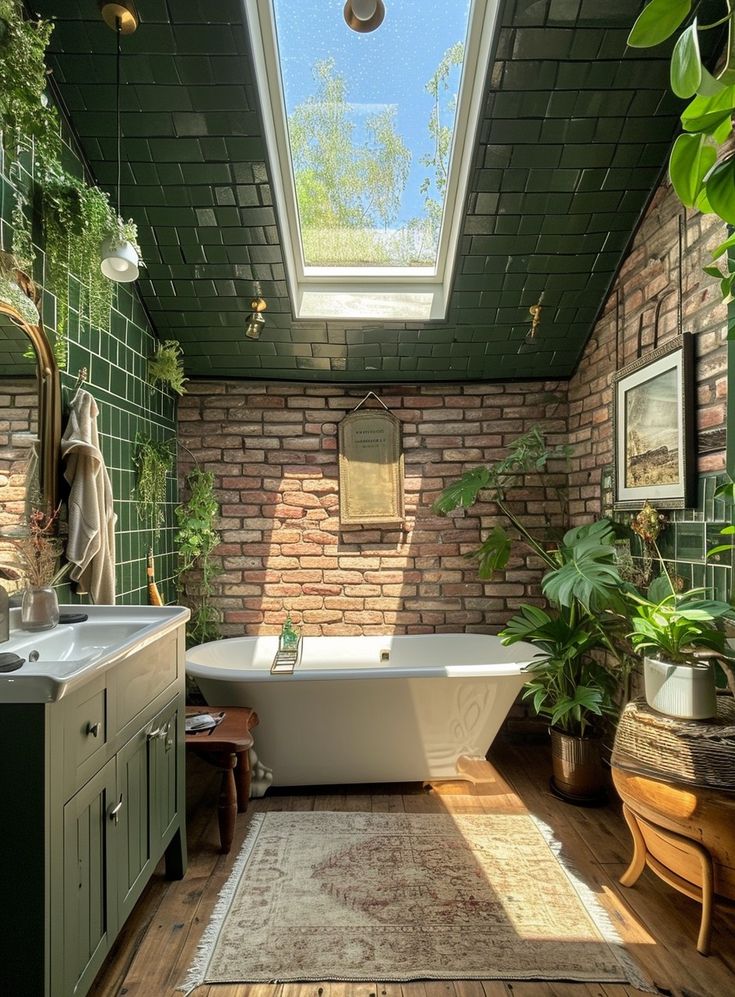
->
xmin=116 ymin=16 xmax=121 ymax=219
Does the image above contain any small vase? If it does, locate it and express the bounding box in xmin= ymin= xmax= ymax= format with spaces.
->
xmin=21 ymin=586 xmax=59 ymax=632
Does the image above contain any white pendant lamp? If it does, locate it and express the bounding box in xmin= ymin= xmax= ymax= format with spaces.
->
xmin=99 ymin=1 xmax=140 ymax=283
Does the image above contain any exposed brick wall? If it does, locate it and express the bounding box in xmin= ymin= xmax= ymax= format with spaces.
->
xmin=0 ymin=378 xmax=38 ymax=590
xmin=178 ymin=180 xmax=729 ymax=642
xmin=567 ymin=182 xmax=728 ymax=521
xmin=178 ymin=383 xmax=567 ymax=637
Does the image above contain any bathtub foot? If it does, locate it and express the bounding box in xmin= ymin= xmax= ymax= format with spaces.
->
xmin=425 ymin=755 xmax=510 ymax=797
xmin=249 ymin=748 xmax=273 ymax=798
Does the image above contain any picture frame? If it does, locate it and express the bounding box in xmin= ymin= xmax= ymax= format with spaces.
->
xmin=612 ymin=333 xmax=695 ymax=511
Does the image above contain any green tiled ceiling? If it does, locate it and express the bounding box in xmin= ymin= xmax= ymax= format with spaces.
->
xmin=33 ymin=0 xmax=718 ymax=382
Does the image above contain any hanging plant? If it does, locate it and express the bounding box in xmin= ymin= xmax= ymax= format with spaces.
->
xmin=628 ymin=4 xmax=735 ymax=328
xmin=174 ymin=468 xmax=221 ymax=646
xmin=41 ymin=167 xmax=119 ymax=340
xmin=134 ymin=436 xmax=173 ymax=540
xmin=148 ymin=339 xmax=188 ymax=396
xmin=0 ymin=0 xmax=60 ymax=168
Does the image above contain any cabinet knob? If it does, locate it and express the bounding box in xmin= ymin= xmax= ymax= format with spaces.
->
xmin=86 ymin=721 xmax=101 ymax=738
xmin=146 ymin=727 xmax=161 ymax=741
xmin=109 ymin=795 xmax=124 ymax=825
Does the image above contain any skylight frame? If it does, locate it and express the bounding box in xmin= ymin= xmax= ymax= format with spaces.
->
xmin=244 ymin=0 xmax=501 ymax=321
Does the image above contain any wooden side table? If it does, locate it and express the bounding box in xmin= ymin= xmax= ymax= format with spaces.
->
xmin=185 ymin=706 xmax=259 ymax=854
xmin=612 ymin=698 xmax=735 ymax=955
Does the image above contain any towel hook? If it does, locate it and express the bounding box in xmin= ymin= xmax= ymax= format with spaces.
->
xmin=350 ymin=390 xmax=389 ymax=413
xmin=70 ymin=366 xmax=88 ymax=405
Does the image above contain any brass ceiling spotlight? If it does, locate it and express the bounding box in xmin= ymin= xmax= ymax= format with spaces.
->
xmin=344 ymin=0 xmax=385 ymax=33
xmin=98 ymin=0 xmax=139 ymax=34
xmin=245 ymin=294 xmax=267 ymax=340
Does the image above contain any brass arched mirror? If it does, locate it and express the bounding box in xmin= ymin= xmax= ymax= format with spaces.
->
xmin=0 ymin=268 xmax=61 ymax=519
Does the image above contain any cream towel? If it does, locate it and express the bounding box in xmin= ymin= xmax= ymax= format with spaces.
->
xmin=61 ymin=388 xmax=117 ymax=604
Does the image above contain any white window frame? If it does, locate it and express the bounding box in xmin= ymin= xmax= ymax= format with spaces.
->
xmin=244 ymin=0 xmax=501 ymax=321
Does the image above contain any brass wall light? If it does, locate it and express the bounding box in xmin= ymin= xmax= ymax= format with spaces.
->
xmin=245 ymin=294 xmax=267 ymax=340
xmin=344 ymin=0 xmax=385 ymax=33
xmin=525 ymin=297 xmax=543 ymax=342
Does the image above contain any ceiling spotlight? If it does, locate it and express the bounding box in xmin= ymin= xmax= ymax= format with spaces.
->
xmin=245 ymin=295 xmax=267 ymax=339
xmin=344 ymin=0 xmax=385 ymax=33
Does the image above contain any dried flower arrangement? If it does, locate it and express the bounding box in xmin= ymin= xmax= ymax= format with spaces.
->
xmin=1 ymin=507 xmax=66 ymax=588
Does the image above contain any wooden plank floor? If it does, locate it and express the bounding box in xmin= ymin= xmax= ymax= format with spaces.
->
xmin=89 ymin=740 xmax=735 ymax=997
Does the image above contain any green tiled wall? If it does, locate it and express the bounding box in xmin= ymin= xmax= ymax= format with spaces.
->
xmin=0 ymin=130 xmax=177 ymax=605
xmin=603 ymin=470 xmax=733 ymax=602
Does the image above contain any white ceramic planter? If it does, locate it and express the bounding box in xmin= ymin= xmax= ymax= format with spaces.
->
xmin=643 ymin=655 xmax=717 ymax=720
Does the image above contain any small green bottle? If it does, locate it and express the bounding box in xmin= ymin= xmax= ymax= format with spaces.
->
xmin=280 ymin=612 xmax=299 ymax=651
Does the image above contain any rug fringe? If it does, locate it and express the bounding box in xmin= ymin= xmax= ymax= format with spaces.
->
xmin=177 ymin=813 xmax=266 ymax=995
xmin=529 ymin=814 xmax=659 ymax=994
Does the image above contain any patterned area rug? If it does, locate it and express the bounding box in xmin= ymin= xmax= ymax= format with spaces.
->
xmin=182 ymin=811 xmax=651 ymax=991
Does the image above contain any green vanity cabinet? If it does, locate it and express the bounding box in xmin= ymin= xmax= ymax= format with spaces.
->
xmin=0 ymin=620 xmax=188 ymax=997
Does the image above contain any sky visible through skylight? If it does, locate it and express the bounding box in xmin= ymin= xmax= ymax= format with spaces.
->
xmin=272 ymin=0 xmax=472 ymax=269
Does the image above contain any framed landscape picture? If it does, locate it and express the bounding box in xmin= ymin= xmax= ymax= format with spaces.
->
xmin=612 ymin=333 xmax=695 ymax=511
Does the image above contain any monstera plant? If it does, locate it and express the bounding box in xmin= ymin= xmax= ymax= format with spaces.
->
xmin=628 ymin=1 xmax=735 ymax=317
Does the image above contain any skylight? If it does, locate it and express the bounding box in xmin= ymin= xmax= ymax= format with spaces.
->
xmin=245 ymin=0 xmax=500 ymax=320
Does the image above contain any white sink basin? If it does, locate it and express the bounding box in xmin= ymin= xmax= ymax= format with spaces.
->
xmin=0 ymin=605 xmax=190 ymax=702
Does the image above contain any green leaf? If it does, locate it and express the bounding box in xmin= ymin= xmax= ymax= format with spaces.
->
xmin=704 ymin=155 xmax=735 ymax=224
xmin=711 ymin=231 xmax=735 ymax=261
xmin=703 ymin=264 xmax=725 ymax=277
xmin=469 ymin=525 xmax=512 ymax=580
xmin=542 ymin=539 xmax=623 ymax=612
xmin=647 ymin=573 xmax=674 ymax=602
xmin=432 ymin=466 xmax=490 ymax=515
xmin=714 ymin=480 xmax=735 ymax=500
xmin=681 ymin=87 xmax=735 ymax=136
xmin=698 ymin=65 xmax=728 ymax=97
xmin=671 ymin=22 xmax=702 ymax=98
xmin=669 ymin=133 xmax=716 ymax=207
xmin=696 ymin=184 xmax=715 ymax=213
xmin=628 ymin=0 xmax=691 ymax=48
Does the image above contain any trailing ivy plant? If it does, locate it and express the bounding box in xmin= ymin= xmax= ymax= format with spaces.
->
xmin=0 ymin=0 xmax=59 ymax=168
xmin=174 ymin=468 xmax=221 ymax=647
xmin=134 ymin=436 xmax=174 ymax=540
xmin=628 ymin=2 xmax=735 ymax=324
xmin=148 ymin=339 xmax=188 ymax=396
xmin=0 ymin=0 xmax=144 ymax=360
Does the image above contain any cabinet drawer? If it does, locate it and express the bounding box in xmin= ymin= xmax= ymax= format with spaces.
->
xmin=63 ymin=677 xmax=108 ymax=789
xmin=111 ymin=630 xmax=179 ymax=735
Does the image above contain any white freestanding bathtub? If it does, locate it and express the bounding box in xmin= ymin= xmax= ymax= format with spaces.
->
xmin=186 ymin=633 xmax=537 ymax=787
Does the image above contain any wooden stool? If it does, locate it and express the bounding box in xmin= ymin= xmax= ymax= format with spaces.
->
xmin=185 ymin=706 xmax=259 ymax=854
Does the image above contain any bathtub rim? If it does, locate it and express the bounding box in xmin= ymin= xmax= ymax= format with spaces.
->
xmin=186 ymin=632 xmax=539 ymax=683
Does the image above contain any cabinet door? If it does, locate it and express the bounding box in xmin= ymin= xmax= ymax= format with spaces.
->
xmin=151 ymin=698 xmax=181 ymax=849
xmin=116 ymin=724 xmax=154 ymax=924
xmin=62 ymin=758 xmax=117 ymax=997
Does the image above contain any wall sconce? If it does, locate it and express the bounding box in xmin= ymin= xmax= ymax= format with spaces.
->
xmin=525 ymin=297 xmax=543 ymax=343
xmin=344 ymin=0 xmax=385 ymax=33
xmin=245 ymin=295 xmax=267 ymax=339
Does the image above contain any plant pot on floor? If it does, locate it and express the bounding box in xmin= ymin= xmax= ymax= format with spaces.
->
xmin=549 ymin=727 xmax=606 ymax=803
xmin=643 ymin=655 xmax=717 ymax=720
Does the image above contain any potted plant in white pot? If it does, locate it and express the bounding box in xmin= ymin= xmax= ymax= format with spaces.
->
xmin=628 ymin=581 xmax=734 ymax=720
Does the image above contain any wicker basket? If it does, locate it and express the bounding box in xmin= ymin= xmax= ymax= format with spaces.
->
xmin=612 ymin=696 xmax=735 ymax=791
